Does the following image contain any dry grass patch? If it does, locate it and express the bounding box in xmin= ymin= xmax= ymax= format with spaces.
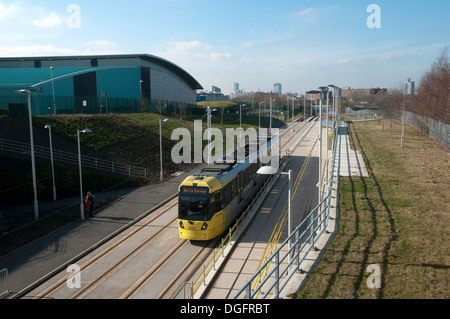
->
xmin=297 ymin=119 xmax=449 ymax=299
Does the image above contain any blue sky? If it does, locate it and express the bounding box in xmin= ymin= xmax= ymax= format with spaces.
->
xmin=0 ymin=0 xmax=449 ymax=94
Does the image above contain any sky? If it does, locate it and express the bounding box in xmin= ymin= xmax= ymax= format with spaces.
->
xmin=0 ymin=0 xmax=449 ymax=94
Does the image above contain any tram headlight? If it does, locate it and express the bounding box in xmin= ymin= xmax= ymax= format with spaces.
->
xmin=201 ymin=222 xmax=208 ymax=230
xmin=179 ymin=221 xmax=185 ymax=229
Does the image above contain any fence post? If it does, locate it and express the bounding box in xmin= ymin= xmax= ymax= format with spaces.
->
xmin=295 ymin=228 xmax=300 ymax=269
xmin=245 ymin=282 xmax=251 ymax=299
xmin=274 ymin=251 xmax=279 ymax=298
xmin=309 ymin=209 xmax=315 ymax=249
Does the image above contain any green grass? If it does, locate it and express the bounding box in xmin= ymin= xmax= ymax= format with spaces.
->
xmin=296 ymin=119 xmax=449 ymax=299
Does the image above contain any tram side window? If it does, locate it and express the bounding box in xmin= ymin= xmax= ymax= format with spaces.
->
xmin=242 ymin=168 xmax=248 ymax=187
xmin=208 ymin=195 xmax=215 ymax=219
xmin=231 ymin=179 xmax=238 ymax=198
xmin=222 ymin=183 xmax=232 ymax=207
xmin=214 ymin=191 xmax=222 ymax=211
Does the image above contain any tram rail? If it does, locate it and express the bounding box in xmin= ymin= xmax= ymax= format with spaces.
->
xmin=22 ymin=116 xmax=316 ymax=299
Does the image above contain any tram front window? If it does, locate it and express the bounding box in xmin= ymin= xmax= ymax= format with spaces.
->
xmin=179 ymin=186 xmax=210 ymax=221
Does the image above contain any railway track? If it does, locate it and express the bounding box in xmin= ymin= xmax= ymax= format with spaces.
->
xmin=25 ymin=117 xmax=315 ymax=299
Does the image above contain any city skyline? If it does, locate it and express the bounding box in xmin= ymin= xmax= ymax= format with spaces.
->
xmin=0 ymin=0 xmax=449 ymax=93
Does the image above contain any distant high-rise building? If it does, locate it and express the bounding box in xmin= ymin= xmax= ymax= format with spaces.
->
xmin=233 ymin=82 xmax=240 ymax=93
xmin=212 ymin=86 xmax=221 ymax=94
xmin=273 ymin=82 xmax=282 ymax=95
xmin=405 ymin=78 xmax=415 ymax=96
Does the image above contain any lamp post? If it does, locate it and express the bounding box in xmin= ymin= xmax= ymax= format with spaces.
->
xmin=240 ymin=104 xmax=245 ymax=144
xmin=269 ymin=98 xmax=273 ymax=132
xmin=45 ymin=125 xmax=57 ymax=201
xmin=160 ymin=118 xmax=170 ymax=182
xmin=257 ymin=166 xmax=293 ymax=260
xmin=308 ymin=89 xmax=323 ymax=207
xmin=77 ymin=128 xmax=92 ymax=221
xmin=328 ymin=85 xmax=340 ymax=141
xmin=291 ymin=96 xmax=295 ymax=132
xmin=16 ymin=89 xmax=39 ymax=221
xmin=259 ymin=102 xmax=262 ymax=131
xmin=140 ymin=80 xmax=143 ymax=112
xmin=50 ymin=66 xmax=56 ymax=115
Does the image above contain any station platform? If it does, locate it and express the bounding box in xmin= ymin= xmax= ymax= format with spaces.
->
xmin=203 ymin=122 xmax=368 ymax=299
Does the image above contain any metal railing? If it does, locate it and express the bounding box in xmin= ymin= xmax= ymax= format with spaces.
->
xmin=232 ymin=120 xmax=341 ymax=299
xmin=0 ymin=268 xmax=9 ymax=298
xmin=171 ymin=282 xmax=192 ymax=299
xmin=250 ymin=143 xmax=316 ymax=298
xmin=176 ymin=120 xmax=317 ymax=299
xmin=0 ymin=138 xmax=147 ymax=180
xmin=188 ymin=157 xmax=286 ymax=298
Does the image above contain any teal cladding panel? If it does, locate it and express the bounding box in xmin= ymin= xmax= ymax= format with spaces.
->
xmin=96 ymin=67 xmax=141 ymax=98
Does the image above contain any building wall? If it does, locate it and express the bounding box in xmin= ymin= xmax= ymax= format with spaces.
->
xmin=0 ymin=55 xmax=201 ymax=115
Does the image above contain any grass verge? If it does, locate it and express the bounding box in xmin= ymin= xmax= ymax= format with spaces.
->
xmin=296 ymin=119 xmax=449 ymax=299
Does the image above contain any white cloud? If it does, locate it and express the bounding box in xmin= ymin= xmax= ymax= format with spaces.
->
xmin=0 ymin=1 xmax=65 ymax=29
xmin=32 ymin=12 xmax=64 ymax=28
xmin=292 ymin=8 xmax=314 ymax=17
xmin=0 ymin=1 xmax=20 ymax=21
xmin=173 ymin=41 xmax=213 ymax=52
xmin=0 ymin=42 xmax=125 ymax=58
xmin=334 ymin=58 xmax=354 ymax=65
xmin=0 ymin=44 xmax=80 ymax=57
xmin=157 ymin=40 xmax=232 ymax=63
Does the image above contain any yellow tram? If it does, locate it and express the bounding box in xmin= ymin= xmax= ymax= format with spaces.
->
xmin=178 ymin=136 xmax=277 ymax=241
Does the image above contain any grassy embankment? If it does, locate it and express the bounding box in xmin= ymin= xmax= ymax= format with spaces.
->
xmin=297 ymin=119 xmax=449 ymax=299
xmin=0 ymin=110 xmax=271 ymax=255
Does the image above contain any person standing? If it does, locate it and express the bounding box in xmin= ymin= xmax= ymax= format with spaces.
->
xmin=85 ymin=191 xmax=95 ymax=217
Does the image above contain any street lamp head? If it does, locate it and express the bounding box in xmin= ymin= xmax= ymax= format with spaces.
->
xmin=81 ymin=129 xmax=92 ymax=134
xmin=45 ymin=125 xmax=51 ymax=129
xmin=257 ymin=166 xmax=278 ymax=175
xmin=15 ymin=89 xmax=31 ymax=95
xmin=163 ymin=118 xmax=170 ymax=122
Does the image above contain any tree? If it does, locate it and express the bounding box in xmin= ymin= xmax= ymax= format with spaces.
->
xmin=412 ymin=47 xmax=450 ymax=124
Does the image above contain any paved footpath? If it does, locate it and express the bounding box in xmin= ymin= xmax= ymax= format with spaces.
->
xmin=204 ymin=122 xmax=368 ymax=299
xmin=0 ymin=121 xmax=304 ymax=298
xmin=1 ymin=120 xmax=367 ymax=299
xmin=0 ymin=163 xmax=207 ymax=298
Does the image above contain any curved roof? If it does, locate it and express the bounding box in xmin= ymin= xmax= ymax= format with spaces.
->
xmin=0 ymin=54 xmax=203 ymax=90
xmin=139 ymin=54 xmax=203 ymax=90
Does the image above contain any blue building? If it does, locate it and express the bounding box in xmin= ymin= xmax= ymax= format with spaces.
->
xmin=0 ymin=54 xmax=203 ymax=115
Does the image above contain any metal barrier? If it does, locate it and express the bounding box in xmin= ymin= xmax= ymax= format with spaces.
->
xmin=185 ymin=120 xmax=318 ymax=299
xmin=0 ymin=268 xmax=9 ymax=298
xmin=0 ymin=138 xmax=147 ymax=180
xmin=171 ymin=282 xmax=192 ymax=299
xmin=250 ymin=143 xmax=316 ymax=298
xmin=232 ymin=120 xmax=341 ymax=299
xmin=189 ymin=157 xmax=286 ymax=298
